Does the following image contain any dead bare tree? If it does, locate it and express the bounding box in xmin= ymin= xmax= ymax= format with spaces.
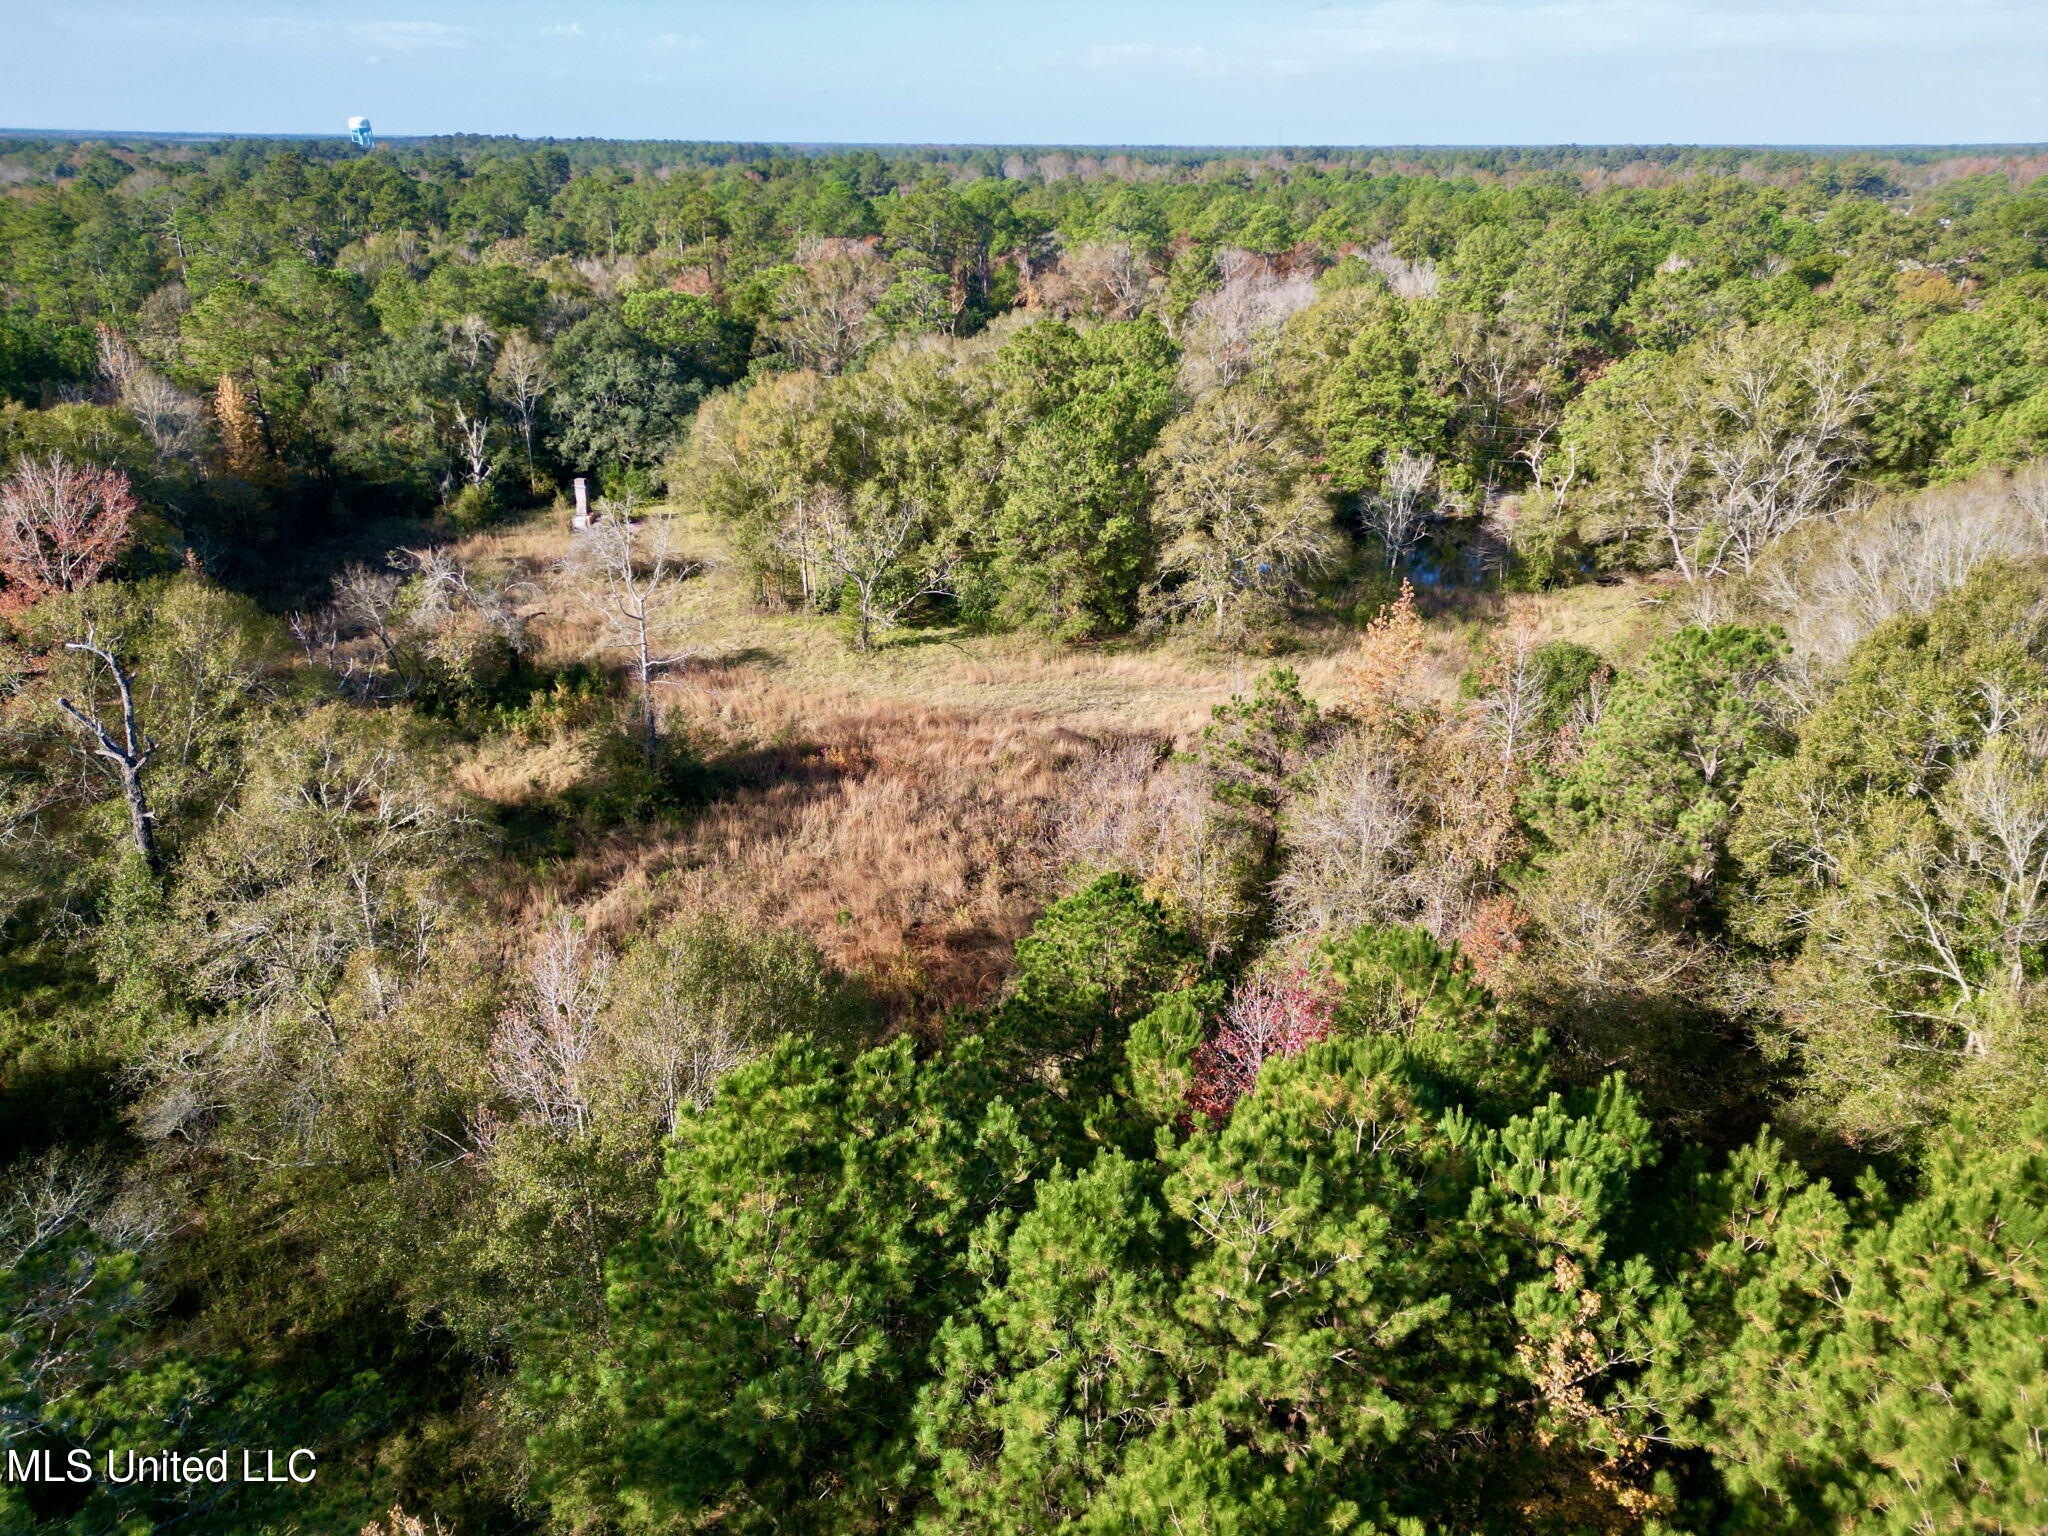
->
xmin=54 ymin=635 xmax=159 ymax=873
xmin=1050 ymin=739 xmax=1264 ymax=955
xmin=451 ymin=401 xmax=492 ymax=488
xmin=798 ymin=489 xmax=955 ymax=653
xmin=1938 ymin=714 xmax=2048 ymax=993
xmin=398 ymin=546 xmax=538 ymax=656
xmin=491 ymin=914 xmax=615 ymax=1136
xmin=490 ymin=331 xmax=551 ymax=477
xmin=447 ymin=314 xmax=497 ymax=373
xmin=289 ymin=562 xmax=404 ymax=699
xmin=563 ymin=505 xmax=701 ymax=760
xmin=1519 ymin=427 xmax=1579 ymax=504
xmin=1182 ymin=248 xmax=1316 ymax=393
xmin=1361 ymin=451 xmax=1437 ymax=572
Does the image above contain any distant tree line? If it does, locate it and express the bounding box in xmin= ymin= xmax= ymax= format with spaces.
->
xmin=0 ymin=134 xmax=2044 ymax=607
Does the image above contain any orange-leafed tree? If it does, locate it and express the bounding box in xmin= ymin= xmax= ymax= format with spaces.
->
xmin=213 ymin=373 xmax=267 ymax=477
xmin=0 ymin=454 xmax=136 ymax=609
xmin=1341 ymin=578 xmax=1426 ymax=721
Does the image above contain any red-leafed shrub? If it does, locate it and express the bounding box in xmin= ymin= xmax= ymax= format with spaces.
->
xmin=0 ymin=453 xmax=136 ymax=609
xmin=1186 ymin=966 xmax=1338 ymax=1127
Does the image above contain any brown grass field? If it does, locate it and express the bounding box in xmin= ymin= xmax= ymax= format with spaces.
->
xmin=450 ymin=507 xmax=1660 ymax=1017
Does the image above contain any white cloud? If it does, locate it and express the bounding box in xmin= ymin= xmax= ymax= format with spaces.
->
xmin=540 ymin=22 xmax=585 ymax=39
xmin=251 ymin=16 xmax=479 ymax=54
xmin=354 ymin=19 xmax=478 ymax=53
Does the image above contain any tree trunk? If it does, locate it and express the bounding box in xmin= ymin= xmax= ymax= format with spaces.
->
xmin=116 ymin=760 xmax=158 ymax=871
xmin=637 ymin=622 xmax=659 ymax=763
xmin=57 ymin=640 xmax=159 ymax=876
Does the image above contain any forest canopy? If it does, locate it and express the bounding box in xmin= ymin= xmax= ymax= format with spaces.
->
xmin=1 ymin=132 xmax=2046 ymax=1534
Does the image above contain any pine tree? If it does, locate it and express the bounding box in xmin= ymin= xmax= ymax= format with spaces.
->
xmin=992 ymin=871 xmax=1203 ymax=1097
xmin=916 ymin=1150 xmax=1188 ymax=1534
xmin=533 ymin=1035 xmax=1040 ymax=1536
xmin=1652 ymin=1110 xmax=2048 ymax=1531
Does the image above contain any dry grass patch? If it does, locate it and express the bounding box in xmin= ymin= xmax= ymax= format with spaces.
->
xmin=450 ymin=506 xmax=1668 ymax=1019
xmin=484 ymin=660 xmax=1115 ymax=1020
xmin=450 ymin=729 xmax=591 ymax=807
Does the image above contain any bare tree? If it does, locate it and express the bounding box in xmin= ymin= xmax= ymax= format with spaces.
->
xmin=96 ymin=325 xmax=208 ymax=464
xmin=796 ymin=488 xmax=955 ymax=652
xmin=328 ymin=562 xmax=405 ymax=659
xmin=1181 ymin=248 xmax=1316 ymax=393
xmin=489 ymin=331 xmax=551 ymax=477
xmin=770 ymin=241 xmax=895 ymax=374
xmin=1924 ymin=713 xmax=2048 ymax=997
xmin=361 ymin=1509 xmax=454 ymax=1536
xmin=1786 ymin=709 xmax=2048 ymax=1076
xmin=300 ymin=550 xmax=541 ymax=702
xmin=492 ymin=914 xmax=615 ymax=1136
xmin=1053 ymin=739 xmax=1177 ymax=874
xmin=1701 ymin=335 xmax=1877 ymax=572
xmin=2013 ymin=461 xmax=2048 ymax=542
xmin=610 ymin=914 xmax=849 ymax=1134
xmin=0 ymin=455 xmax=136 ymax=607
xmin=0 ymin=1150 xmax=167 ymax=1412
xmin=446 ymin=313 xmax=497 ymax=373
xmin=137 ymin=705 xmax=476 ymax=1060
xmin=398 ymin=546 xmax=537 ymax=656
xmin=55 ymin=635 xmax=159 ymax=873
xmin=1447 ymin=314 xmax=1548 ymax=450
xmin=451 ymin=401 xmax=492 ymax=488
xmin=1632 ymin=328 xmax=1883 ymax=581
xmin=1050 ymin=740 xmax=1264 ymax=956
xmin=774 ymin=489 xmax=835 ymax=608
xmin=1274 ymin=735 xmax=1422 ymax=937
xmin=1473 ymin=615 xmax=1549 ymax=770
xmin=1035 ymin=241 xmax=1153 ymax=320
xmin=563 ymin=505 xmax=701 ymax=759
xmin=1355 ymin=240 xmax=1440 ymax=300
xmin=1518 ymin=424 xmax=1580 ymax=511
xmin=1361 ymin=451 xmax=1437 ymax=572
xmin=1643 ymin=437 xmax=1696 ymax=576
xmin=1517 ymin=822 xmax=1697 ymax=993
xmin=1751 ymin=471 xmax=2048 ymax=689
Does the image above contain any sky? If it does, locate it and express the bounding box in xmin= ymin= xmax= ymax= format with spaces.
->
xmin=2 ymin=0 xmax=2043 ymax=147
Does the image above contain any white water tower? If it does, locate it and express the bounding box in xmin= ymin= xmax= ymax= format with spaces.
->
xmin=348 ymin=115 xmax=374 ymax=149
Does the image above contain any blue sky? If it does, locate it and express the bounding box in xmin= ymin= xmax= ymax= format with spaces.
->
xmin=4 ymin=0 xmax=2043 ymax=145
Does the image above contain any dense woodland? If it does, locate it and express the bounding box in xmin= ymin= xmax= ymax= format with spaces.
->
xmin=2 ymin=132 xmax=2048 ymax=1534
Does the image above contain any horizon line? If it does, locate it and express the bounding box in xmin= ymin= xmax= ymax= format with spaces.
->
xmin=5 ymin=128 xmax=2048 ymax=155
